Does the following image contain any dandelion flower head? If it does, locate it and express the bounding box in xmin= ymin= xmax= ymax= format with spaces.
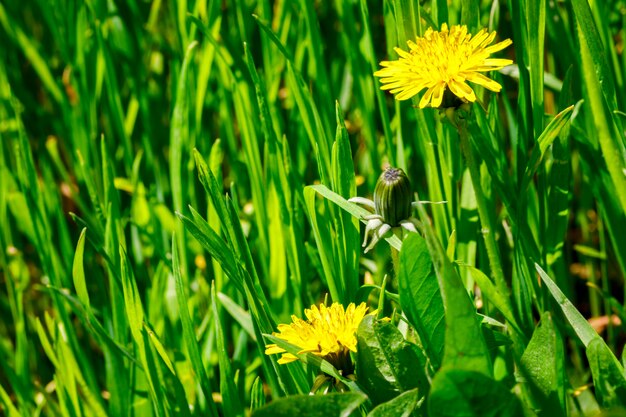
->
xmin=264 ymin=302 xmax=368 ymax=369
xmin=374 ymin=23 xmax=513 ymax=108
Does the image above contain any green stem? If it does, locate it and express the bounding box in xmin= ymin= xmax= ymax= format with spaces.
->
xmin=457 ymin=117 xmax=508 ymax=295
xmin=390 ymin=228 xmax=403 ymax=275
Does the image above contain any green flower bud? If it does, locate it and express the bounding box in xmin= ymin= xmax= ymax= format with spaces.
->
xmin=374 ymin=167 xmax=412 ymax=226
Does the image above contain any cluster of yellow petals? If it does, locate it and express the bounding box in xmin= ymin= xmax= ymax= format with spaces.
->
xmin=265 ymin=302 xmax=368 ymax=365
xmin=374 ymin=23 xmax=513 ymax=108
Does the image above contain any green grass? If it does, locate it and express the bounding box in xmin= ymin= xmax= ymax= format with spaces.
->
xmin=1 ymin=0 xmax=626 ymax=416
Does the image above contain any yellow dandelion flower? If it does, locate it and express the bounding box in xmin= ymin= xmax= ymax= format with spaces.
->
xmin=264 ymin=302 xmax=368 ymax=371
xmin=374 ymin=23 xmax=513 ymax=108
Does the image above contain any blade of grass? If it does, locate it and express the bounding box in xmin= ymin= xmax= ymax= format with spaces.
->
xmin=306 ymin=184 xmax=402 ymax=251
xmin=0 ymin=3 xmax=64 ymax=103
xmin=172 ymin=234 xmax=219 ymax=417
xmin=572 ymin=0 xmax=626 ymax=214
xmin=211 ymin=282 xmax=244 ymax=417
xmin=170 ymin=41 xmax=198 ymax=284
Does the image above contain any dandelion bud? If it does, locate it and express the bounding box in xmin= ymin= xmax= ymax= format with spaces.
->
xmin=374 ymin=167 xmax=412 ymax=226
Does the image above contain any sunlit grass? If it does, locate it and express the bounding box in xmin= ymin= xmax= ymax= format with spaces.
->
xmin=1 ymin=0 xmax=626 ymax=416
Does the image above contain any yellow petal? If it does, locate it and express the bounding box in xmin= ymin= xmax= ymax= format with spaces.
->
xmin=449 ymin=78 xmax=476 ymax=102
xmin=394 ymin=84 xmax=424 ymax=100
xmin=430 ymin=83 xmax=446 ymax=108
xmin=419 ymin=85 xmax=436 ymax=108
xmin=470 ymin=29 xmax=490 ymax=48
xmin=264 ymin=345 xmax=285 ymax=355
xmin=465 ymin=72 xmax=503 ymax=92
xmin=484 ymin=38 xmax=513 ymax=54
xmin=277 ymin=354 xmax=299 ymax=364
xmin=393 ymin=47 xmax=413 ymax=59
xmin=481 ymin=58 xmax=513 ymax=69
xmin=477 ymin=31 xmax=497 ymax=50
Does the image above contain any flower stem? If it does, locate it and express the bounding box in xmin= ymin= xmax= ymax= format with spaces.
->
xmin=390 ymin=228 xmax=403 ymax=274
xmin=456 ymin=117 xmax=508 ymax=295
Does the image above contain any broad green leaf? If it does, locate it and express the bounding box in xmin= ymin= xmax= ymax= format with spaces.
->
xmin=356 ymin=315 xmax=427 ymax=405
xmin=398 ymin=234 xmax=445 ymax=370
xmin=252 ymin=392 xmax=367 ymax=417
xmin=412 ymin=206 xmax=492 ymax=376
xmin=367 ymin=388 xmax=420 ymax=417
xmin=428 ymin=369 xmax=521 ymax=417
xmin=537 ymin=264 xmax=626 ymax=408
xmin=519 ymin=312 xmax=566 ymax=416
xmin=587 ymin=337 xmax=626 ymax=408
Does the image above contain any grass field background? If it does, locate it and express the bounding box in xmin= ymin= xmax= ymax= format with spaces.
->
xmin=1 ymin=0 xmax=626 ymax=415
